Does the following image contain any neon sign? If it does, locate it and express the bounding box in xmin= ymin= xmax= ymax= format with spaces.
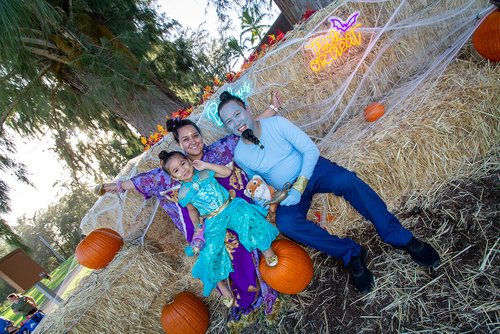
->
xmin=205 ymin=81 xmax=253 ymax=127
xmin=305 ymin=12 xmax=362 ymax=73
xmin=330 ymin=12 xmax=359 ymax=32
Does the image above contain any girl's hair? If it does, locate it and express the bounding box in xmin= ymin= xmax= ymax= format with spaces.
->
xmin=165 ymin=119 xmax=202 ymax=143
xmin=217 ymin=91 xmax=246 ymax=121
xmin=158 ymin=150 xmax=186 ymax=174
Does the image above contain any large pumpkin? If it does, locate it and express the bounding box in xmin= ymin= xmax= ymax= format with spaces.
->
xmin=75 ymin=228 xmax=124 ymax=269
xmin=364 ymin=102 xmax=385 ymax=122
xmin=160 ymin=291 xmax=209 ymax=334
xmin=472 ymin=8 xmax=500 ymax=62
xmin=259 ymin=239 xmax=314 ymax=294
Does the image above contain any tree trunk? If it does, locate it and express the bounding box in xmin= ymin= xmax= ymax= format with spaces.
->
xmin=111 ymin=87 xmax=187 ymax=137
xmin=272 ymin=0 xmax=333 ymax=25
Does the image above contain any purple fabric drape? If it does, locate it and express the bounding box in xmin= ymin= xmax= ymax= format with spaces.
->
xmin=131 ymin=135 xmax=277 ymax=318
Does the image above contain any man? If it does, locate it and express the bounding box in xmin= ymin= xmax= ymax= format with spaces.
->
xmin=217 ymin=91 xmax=440 ymax=293
xmin=7 ymin=293 xmax=38 ymax=317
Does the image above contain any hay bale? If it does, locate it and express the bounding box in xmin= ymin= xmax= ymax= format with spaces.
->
xmin=80 ymin=0 xmax=493 ymax=245
xmin=72 ymin=1 xmax=498 ymax=331
xmin=35 ymin=244 xmax=201 ymax=334
xmin=318 ymin=56 xmax=500 ymax=237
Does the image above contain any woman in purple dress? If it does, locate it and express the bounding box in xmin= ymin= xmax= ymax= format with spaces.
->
xmin=104 ymin=93 xmax=283 ymax=323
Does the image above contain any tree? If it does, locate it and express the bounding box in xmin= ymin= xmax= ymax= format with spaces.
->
xmin=239 ymin=9 xmax=271 ymax=49
xmin=15 ymin=184 xmax=96 ymax=270
xmin=207 ymin=0 xmax=272 ymax=22
xmin=0 ymin=134 xmax=30 ymax=252
xmin=0 ymin=0 xmax=205 ymax=182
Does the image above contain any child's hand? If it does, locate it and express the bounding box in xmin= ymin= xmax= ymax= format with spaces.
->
xmin=192 ymin=160 xmax=208 ymax=171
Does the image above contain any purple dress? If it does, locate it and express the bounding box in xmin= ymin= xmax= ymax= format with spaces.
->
xmin=131 ymin=135 xmax=277 ymax=320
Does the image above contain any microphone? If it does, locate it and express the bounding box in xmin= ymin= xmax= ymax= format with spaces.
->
xmin=242 ymin=129 xmax=264 ymax=149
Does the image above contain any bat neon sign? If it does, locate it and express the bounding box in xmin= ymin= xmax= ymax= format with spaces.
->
xmin=305 ymin=12 xmax=362 ymax=73
xmin=330 ymin=12 xmax=359 ymax=32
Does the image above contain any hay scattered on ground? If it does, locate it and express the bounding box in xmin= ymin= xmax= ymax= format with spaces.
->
xmin=207 ymin=152 xmax=499 ymax=333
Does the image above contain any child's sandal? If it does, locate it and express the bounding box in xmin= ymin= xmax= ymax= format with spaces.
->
xmin=265 ymin=254 xmax=279 ymax=267
xmin=222 ymin=296 xmax=235 ymax=308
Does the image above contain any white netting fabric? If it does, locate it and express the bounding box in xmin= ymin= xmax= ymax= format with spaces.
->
xmin=80 ymin=0 xmax=494 ymax=241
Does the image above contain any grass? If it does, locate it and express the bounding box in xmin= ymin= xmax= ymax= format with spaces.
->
xmin=0 ymin=255 xmax=80 ymax=325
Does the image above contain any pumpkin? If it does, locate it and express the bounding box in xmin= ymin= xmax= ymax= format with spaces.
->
xmin=364 ymin=102 xmax=385 ymax=122
xmin=75 ymin=228 xmax=124 ymax=269
xmin=259 ymin=239 xmax=314 ymax=294
xmin=472 ymin=8 xmax=500 ymax=62
xmin=160 ymin=291 xmax=209 ymax=334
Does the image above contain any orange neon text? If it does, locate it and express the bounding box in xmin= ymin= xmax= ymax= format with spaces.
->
xmin=305 ymin=23 xmax=362 ymax=72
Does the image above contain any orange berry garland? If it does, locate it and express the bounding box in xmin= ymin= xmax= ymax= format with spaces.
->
xmin=140 ymin=31 xmax=288 ymax=151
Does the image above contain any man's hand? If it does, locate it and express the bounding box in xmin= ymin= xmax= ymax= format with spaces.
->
xmin=271 ymin=91 xmax=284 ymax=109
xmin=280 ymin=189 xmax=302 ymax=206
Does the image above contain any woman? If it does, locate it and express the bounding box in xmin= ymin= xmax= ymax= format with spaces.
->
xmin=104 ymin=92 xmax=283 ymax=323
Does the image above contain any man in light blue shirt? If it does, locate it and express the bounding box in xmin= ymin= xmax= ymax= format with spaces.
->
xmin=218 ymin=91 xmax=440 ymax=293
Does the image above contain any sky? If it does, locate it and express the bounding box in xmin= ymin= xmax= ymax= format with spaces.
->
xmin=2 ymin=0 xmax=280 ymax=226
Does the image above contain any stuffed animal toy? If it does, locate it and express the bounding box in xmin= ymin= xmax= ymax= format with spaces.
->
xmin=244 ymin=175 xmax=277 ymax=213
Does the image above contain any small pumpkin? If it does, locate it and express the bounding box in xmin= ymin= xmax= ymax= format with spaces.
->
xmin=161 ymin=291 xmax=209 ymax=334
xmin=364 ymin=102 xmax=385 ymax=122
xmin=472 ymin=7 xmax=500 ymax=62
xmin=259 ymin=239 xmax=314 ymax=294
xmin=75 ymin=228 xmax=123 ymax=269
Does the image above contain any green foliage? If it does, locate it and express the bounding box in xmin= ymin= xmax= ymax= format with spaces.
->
xmin=0 ymin=0 xmax=185 ymax=183
xmin=15 ymin=184 xmax=96 ymax=271
xmin=0 ymin=135 xmax=31 ymax=251
xmin=207 ymin=0 xmax=272 ymax=22
xmin=239 ymin=8 xmax=270 ymax=49
xmin=0 ymin=220 xmax=29 ymax=253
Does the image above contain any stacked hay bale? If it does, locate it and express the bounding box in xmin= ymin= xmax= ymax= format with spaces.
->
xmin=58 ymin=0 xmax=497 ymax=332
xmin=34 ymin=245 xmax=198 ymax=333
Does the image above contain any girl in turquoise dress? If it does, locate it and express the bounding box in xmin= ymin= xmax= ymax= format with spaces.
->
xmin=161 ymin=151 xmax=279 ymax=307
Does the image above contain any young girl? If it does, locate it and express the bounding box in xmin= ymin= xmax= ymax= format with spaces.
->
xmin=160 ymin=151 xmax=279 ymax=307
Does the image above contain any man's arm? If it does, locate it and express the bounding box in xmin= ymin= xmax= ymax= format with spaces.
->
xmin=276 ymin=116 xmax=320 ymax=206
xmin=278 ymin=116 xmax=319 ymax=180
xmin=255 ymin=91 xmax=284 ymax=120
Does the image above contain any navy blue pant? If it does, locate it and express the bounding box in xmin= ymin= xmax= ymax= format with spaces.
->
xmin=276 ymin=157 xmax=413 ymax=266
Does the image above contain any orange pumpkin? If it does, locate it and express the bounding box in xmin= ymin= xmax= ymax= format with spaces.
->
xmin=472 ymin=9 xmax=500 ymax=62
xmin=259 ymin=239 xmax=314 ymax=294
xmin=161 ymin=291 xmax=209 ymax=334
xmin=75 ymin=228 xmax=124 ymax=269
xmin=364 ymin=102 xmax=385 ymax=122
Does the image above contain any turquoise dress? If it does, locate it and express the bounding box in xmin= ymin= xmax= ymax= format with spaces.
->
xmin=179 ymin=169 xmax=279 ymax=296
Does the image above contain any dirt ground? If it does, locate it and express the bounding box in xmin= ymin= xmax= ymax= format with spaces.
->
xmin=216 ymin=169 xmax=500 ymax=334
